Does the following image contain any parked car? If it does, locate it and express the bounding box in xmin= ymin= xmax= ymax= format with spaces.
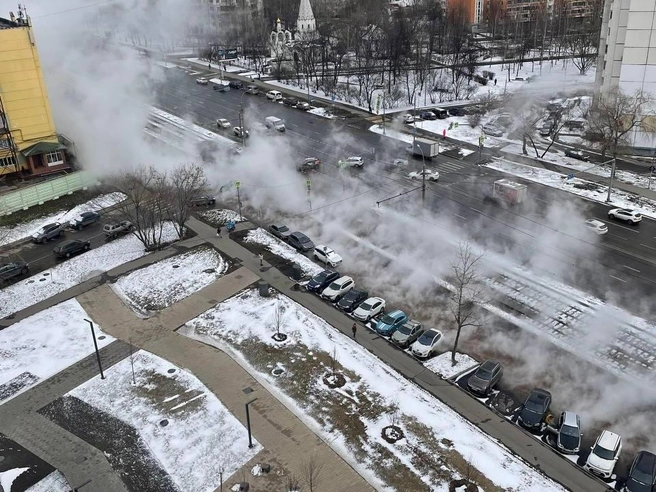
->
xmin=306 ymin=269 xmax=340 ymax=293
xmin=483 ymin=124 xmax=503 ymax=137
xmin=411 ymin=329 xmax=443 ymax=358
xmin=288 ymin=231 xmax=314 ymax=252
xmin=584 ymin=430 xmax=622 ymax=478
xmin=228 ymin=80 xmax=244 ymax=89
xmin=53 ymin=239 xmax=90 ymax=259
xmin=585 ymin=219 xmax=608 ymax=235
xmin=608 ymin=208 xmax=642 ymax=224
xmin=296 ymin=101 xmax=311 ymax=110
xmin=518 ymin=388 xmax=552 ymax=431
xmin=339 ymin=156 xmax=364 ymax=168
xmin=213 ymin=84 xmax=229 ymax=92
xmin=233 ymin=127 xmax=249 ymax=138
xmin=190 ymin=195 xmax=216 ymax=207
xmin=320 ymin=275 xmax=354 ymax=301
xmin=557 ymin=411 xmax=582 ymax=454
xmin=624 ymin=451 xmax=656 ymax=492
xmin=402 ymin=114 xmax=416 ymax=124
xmin=375 ymin=309 xmax=408 ymax=336
xmin=448 ymin=107 xmax=465 ymax=117
xmin=282 ymin=97 xmax=298 ymax=107
xmin=408 ymin=170 xmax=439 ymax=181
xmin=32 ymin=223 xmax=65 ymax=243
xmin=245 ymin=85 xmax=259 ymax=95
xmin=314 ymin=245 xmax=342 ymax=267
xmin=266 ymin=90 xmax=283 ymax=101
xmin=563 ymin=148 xmax=589 ymax=161
xmin=103 ymin=221 xmax=134 ymax=239
xmin=0 ymin=261 xmax=29 ymax=283
xmin=420 ymin=110 xmax=437 ymax=120
xmin=539 ymin=123 xmax=554 ymax=137
xmin=69 ymin=211 xmax=100 ymax=230
xmin=467 ymin=360 xmax=503 ymax=396
xmin=336 ymin=289 xmax=368 ymax=313
xmin=216 ymin=118 xmax=231 ymax=129
xmin=495 ymin=113 xmax=513 ymax=127
xmin=196 ymin=77 xmax=208 ymax=85
xmin=390 ymin=320 xmax=424 ymax=348
xmin=353 ymin=296 xmax=386 ymax=322
xmin=297 ymin=157 xmax=321 ymax=173
xmin=268 ymin=224 xmax=291 ymax=241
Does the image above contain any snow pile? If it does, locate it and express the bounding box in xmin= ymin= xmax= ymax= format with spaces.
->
xmin=70 ymin=350 xmax=261 ymax=491
xmin=307 ymin=107 xmax=335 ymax=119
xmin=112 ymin=247 xmax=228 ymax=316
xmin=0 ymin=299 xmax=113 ymax=404
xmin=25 ymin=471 xmax=70 ymax=492
xmin=425 ymin=352 xmax=479 ymax=380
xmin=0 ymin=222 xmax=180 ymax=319
xmin=0 ymin=192 xmax=126 ymax=246
xmin=199 ymin=209 xmax=246 ymax=225
xmin=244 ymin=228 xmax=323 ymax=276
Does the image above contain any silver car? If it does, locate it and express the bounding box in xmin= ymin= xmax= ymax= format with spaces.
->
xmin=31 ymin=222 xmax=65 ymax=243
xmin=390 ymin=321 xmax=424 ymax=348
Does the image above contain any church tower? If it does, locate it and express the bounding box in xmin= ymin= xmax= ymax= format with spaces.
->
xmin=295 ymin=0 xmax=317 ymax=39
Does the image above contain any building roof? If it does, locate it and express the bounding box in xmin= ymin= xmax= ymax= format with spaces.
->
xmin=21 ymin=141 xmax=66 ymax=157
xmin=297 ymin=0 xmax=315 ymax=22
xmin=0 ymin=17 xmax=19 ymax=29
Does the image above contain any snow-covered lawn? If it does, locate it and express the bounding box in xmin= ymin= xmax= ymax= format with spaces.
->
xmin=307 ymin=107 xmax=336 ymax=119
xmin=112 ymin=247 xmax=228 ymax=316
xmin=244 ymin=228 xmax=322 ymax=276
xmin=0 ymin=192 xmax=126 ymax=247
xmin=180 ymin=289 xmax=566 ymax=492
xmin=485 ymin=159 xmax=656 ymax=219
xmin=0 ymin=223 xmax=179 ymax=319
xmin=69 ymin=350 xmax=261 ymax=491
xmin=0 ymin=299 xmax=114 ymax=404
xmin=25 ymin=471 xmax=70 ymax=492
xmin=199 ymin=208 xmax=245 ymax=225
xmin=425 ymin=352 xmax=479 ymax=380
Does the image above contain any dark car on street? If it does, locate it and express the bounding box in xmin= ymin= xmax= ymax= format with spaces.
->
xmin=53 ymin=239 xmax=90 ymax=259
xmin=337 ymin=289 xmax=368 ymax=313
xmin=296 ymin=101 xmax=311 ymax=111
xmin=557 ymin=411 xmax=582 ymax=454
xmin=297 ymin=157 xmax=321 ymax=173
xmin=282 ymin=97 xmax=298 ymax=107
xmin=288 ymin=231 xmax=314 ymax=252
xmin=190 ymin=195 xmax=216 ymax=207
xmin=625 ymin=451 xmax=656 ymax=492
xmin=420 ymin=110 xmax=437 ymax=120
xmin=269 ymin=224 xmax=291 ymax=241
xmin=0 ymin=261 xmax=29 ymax=284
xmin=228 ymin=80 xmax=244 ymax=89
xmin=564 ymin=149 xmax=590 ymax=162
xmin=467 ymin=360 xmax=503 ymax=396
xmin=31 ymin=222 xmax=65 ymax=243
xmin=448 ymin=107 xmax=465 ymax=117
xmin=306 ymin=269 xmax=340 ymax=293
xmin=518 ymin=388 xmax=552 ymax=431
xmin=69 ymin=211 xmax=100 ymax=230
xmin=390 ymin=320 xmax=424 ymax=348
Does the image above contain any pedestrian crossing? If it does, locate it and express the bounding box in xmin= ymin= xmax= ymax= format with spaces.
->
xmin=434 ymin=160 xmax=466 ymax=174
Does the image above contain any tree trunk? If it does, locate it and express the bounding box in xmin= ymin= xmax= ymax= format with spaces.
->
xmin=451 ymin=323 xmax=462 ymax=365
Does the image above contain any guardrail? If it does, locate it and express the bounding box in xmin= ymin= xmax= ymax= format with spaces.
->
xmin=0 ymin=171 xmax=101 ymax=216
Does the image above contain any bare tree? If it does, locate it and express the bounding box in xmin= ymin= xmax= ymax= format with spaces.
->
xmin=285 ymin=474 xmax=303 ymax=492
xmin=300 ymin=453 xmax=324 ymax=492
xmin=566 ymin=22 xmax=599 ymax=75
xmin=449 ymin=242 xmax=485 ymax=366
xmin=168 ymin=163 xmax=208 ymax=239
xmin=272 ymin=300 xmax=285 ymax=339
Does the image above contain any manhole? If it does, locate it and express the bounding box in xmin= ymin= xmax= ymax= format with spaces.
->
xmin=42 ymin=272 xmax=50 ymax=276
xmin=28 ymin=280 xmax=34 ymax=284
xmin=203 ymin=268 xmax=216 ymax=274
xmin=98 ymin=335 xmax=106 ymax=340
xmin=160 ymin=419 xmax=169 ymax=427
xmin=172 ymin=265 xmax=180 ymax=269
xmin=167 ymin=368 xmax=176 ymax=374
xmin=272 ymin=367 xmax=284 ymax=376
xmin=243 ymin=387 xmax=254 ymax=394
xmin=39 ymin=278 xmax=46 ymax=282
xmin=74 ymin=455 xmax=86 ymax=464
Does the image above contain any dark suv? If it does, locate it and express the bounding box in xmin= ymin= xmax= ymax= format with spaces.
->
xmin=288 ymin=232 xmax=314 ymax=252
xmin=0 ymin=261 xmax=29 ymax=283
xmin=69 ymin=211 xmax=100 ymax=230
xmin=306 ymin=270 xmax=340 ymax=293
xmin=53 ymin=239 xmax=91 ymax=259
xmin=190 ymin=195 xmax=216 ymax=207
xmin=518 ymin=388 xmax=552 ymax=431
xmin=228 ymin=80 xmax=244 ymax=89
xmin=467 ymin=360 xmax=503 ymax=396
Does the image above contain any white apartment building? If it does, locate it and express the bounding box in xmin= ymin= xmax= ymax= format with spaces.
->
xmin=597 ymin=0 xmax=656 ymax=148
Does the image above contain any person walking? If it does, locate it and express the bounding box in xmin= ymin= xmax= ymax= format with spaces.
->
xmin=352 ymin=323 xmax=357 ymax=339
xmin=258 ymin=253 xmax=263 ymax=267
xmin=216 ymin=225 xmax=222 ymax=238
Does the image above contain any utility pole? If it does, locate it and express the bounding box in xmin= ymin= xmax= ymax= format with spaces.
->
xmin=306 ymin=179 xmax=312 ymax=210
xmin=239 ymin=91 xmax=247 ymax=147
xmin=606 ymin=157 xmax=617 ymax=202
xmin=421 ymin=146 xmax=426 ymax=204
xmin=84 ymin=319 xmax=104 ymax=379
xmin=236 ymin=181 xmax=242 ymax=219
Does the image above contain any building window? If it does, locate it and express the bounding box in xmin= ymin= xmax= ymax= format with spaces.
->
xmin=46 ymin=150 xmax=64 ymax=166
xmin=0 ymin=155 xmax=16 ymax=167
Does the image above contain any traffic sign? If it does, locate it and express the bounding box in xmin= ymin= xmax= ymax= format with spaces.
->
xmin=235 ymin=181 xmax=241 ymax=189
xmin=306 ymin=180 xmax=311 ymax=190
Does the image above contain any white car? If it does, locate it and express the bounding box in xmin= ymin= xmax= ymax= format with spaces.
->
xmin=339 ymin=156 xmax=364 ymax=168
xmin=353 ymin=296 xmax=386 ymax=322
xmin=608 ymin=208 xmax=642 ymax=224
xmin=483 ymin=124 xmax=503 ymax=137
xmin=402 ymin=114 xmax=416 ymax=124
xmin=216 ymin=118 xmax=231 ymax=129
xmin=584 ymin=430 xmax=622 ymax=478
xmin=585 ymin=219 xmax=608 ymax=235
xmin=314 ymin=245 xmax=342 ymax=267
xmin=408 ymin=170 xmax=439 ymax=181
xmin=411 ymin=329 xmax=443 ymax=358
xmin=320 ymin=275 xmax=354 ymax=302
xmin=196 ymin=78 xmax=208 ymax=85
xmin=233 ymin=127 xmax=249 ymax=138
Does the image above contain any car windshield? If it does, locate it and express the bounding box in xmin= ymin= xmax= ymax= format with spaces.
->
xmin=379 ymin=314 xmax=395 ymax=325
xmin=417 ymin=332 xmax=434 ymax=345
xmin=278 ymin=225 xmax=289 ymax=232
xmin=560 ymin=424 xmax=579 ymax=437
xmin=397 ymin=325 xmax=413 ymax=335
xmin=300 ymin=237 xmax=310 ymax=244
xmin=524 ymin=399 xmax=543 ymax=412
xmin=475 ymin=368 xmax=493 ymax=380
xmin=630 ymin=468 xmax=653 ymax=486
xmin=593 ymin=444 xmax=615 ymax=460
xmin=360 ymin=301 xmax=373 ymax=311
xmin=328 ymin=281 xmax=340 ymax=290
xmin=313 ymin=272 xmax=328 ymax=282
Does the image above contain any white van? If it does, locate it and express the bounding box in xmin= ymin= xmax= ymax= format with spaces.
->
xmin=265 ymin=116 xmax=286 ymax=132
xmin=266 ymin=90 xmax=283 ymax=101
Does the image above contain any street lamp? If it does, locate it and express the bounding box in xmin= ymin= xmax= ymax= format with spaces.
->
xmin=374 ymin=85 xmax=386 ymax=135
xmin=84 ymin=318 xmax=104 ymax=379
xmin=245 ymin=398 xmax=258 ymax=448
xmin=238 ymin=90 xmax=247 ymax=147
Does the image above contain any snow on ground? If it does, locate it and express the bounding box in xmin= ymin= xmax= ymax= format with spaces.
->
xmin=25 ymin=471 xmax=70 ymax=492
xmin=0 ymin=192 xmax=126 ymax=247
xmin=424 ymin=352 xmax=479 ymax=380
xmin=244 ymin=228 xmax=322 ymax=276
xmin=181 ymin=289 xmax=566 ymax=492
xmin=112 ymin=247 xmax=228 ymax=316
xmin=307 ymin=107 xmax=336 ymax=119
xmin=185 ymin=58 xmax=245 ymax=73
xmin=485 ymin=159 xmax=656 ymax=219
xmin=199 ymin=209 xmax=246 ymax=225
xmin=70 ymin=350 xmax=260 ymax=491
xmin=0 ymin=299 xmax=114 ymax=404
xmin=154 ymin=61 xmax=174 ymax=69
xmin=0 ymin=223 xmax=179 ymax=319
xmin=209 ymin=78 xmax=229 ymax=86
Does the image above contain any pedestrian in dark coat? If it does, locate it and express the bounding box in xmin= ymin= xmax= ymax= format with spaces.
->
xmin=352 ymin=323 xmax=357 ymax=339
xmin=216 ymin=225 xmax=222 ymax=238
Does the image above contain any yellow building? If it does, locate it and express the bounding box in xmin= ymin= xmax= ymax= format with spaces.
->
xmin=0 ymin=7 xmax=71 ymax=178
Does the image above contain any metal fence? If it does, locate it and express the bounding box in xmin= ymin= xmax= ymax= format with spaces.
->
xmin=0 ymin=171 xmax=101 ymax=216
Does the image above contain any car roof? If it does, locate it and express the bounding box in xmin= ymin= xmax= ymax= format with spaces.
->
xmin=598 ymin=430 xmax=621 ymax=448
xmin=480 ymin=360 xmax=499 ymax=371
xmin=334 ymin=275 xmax=352 ymax=283
xmin=529 ymin=388 xmax=551 ymax=400
xmin=424 ymin=328 xmax=441 ymax=337
xmin=364 ymin=296 xmax=383 ymax=304
xmin=634 ymin=451 xmax=656 ymax=473
xmin=291 ymin=231 xmax=308 ymax=239
xmin=59 ymin=239 xmax=78 ymax=246
xmin=561 ymin=411 xmax=579 ymax=427
xmin=585 ymin=219 xmax=604 ymax=226
xmin=387 ymin=309 xmax=405 ymax=318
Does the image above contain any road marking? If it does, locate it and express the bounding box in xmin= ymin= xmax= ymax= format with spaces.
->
xmin=470 ymin=208 xmax=482 ymax=213
xmin=454 ymin=214 xmax=467 ymax=220
xmin=623 ymin=265 xmax=641 ymax=273
xmin=609 ymin=275 xmax=627 ymax=283
xmin=600 ymin=219 xmax=639 ymax=233
xmin=640 ymin=243 xmax=656 ymax=251
xmin=609 ymin=234 xmax=628 ymax=241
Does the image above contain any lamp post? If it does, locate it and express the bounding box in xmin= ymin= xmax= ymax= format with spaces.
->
xmin=84 ymin=318 xmax=104 ymax=379
xmin=606 ymin=156 xmax=617 ymax=203
xmin=235 ymin=181 xmax=242 ymax=219
xmin=238 ymin=91 xmax=247 ymax=147
xmin=245 ymin=398 xmax=258 ymax=448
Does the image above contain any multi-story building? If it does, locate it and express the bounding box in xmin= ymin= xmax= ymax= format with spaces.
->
xmin=0 ymin=7 xmax=71 ymax=179
xmin=597 ymin=0 xmax=656 ymax=148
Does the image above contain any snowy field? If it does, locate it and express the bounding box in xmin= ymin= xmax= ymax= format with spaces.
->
xmin=199 ymin=208 xmax=245 ymax=225
xmin=112 ymin=247 xmax=228 ymax=316
xmin=244 ymin=228 xmax=323 ymax=276
xmin=0 ymin=223 xmax=179 ymax=319
xmin=69 ymin=350 xmax=260 ymax=491
xmin=0 ymin=299 xmax=114 ymax=404
xmin=485 ymin=159 xmax=656 ymax=219
xmin=180 ymin=289 xmax=566 ymax=492
xmin=0 ymin=192 xmax=125 ymax=247
xmin=425 ymin=352 xmax=479 ymax=380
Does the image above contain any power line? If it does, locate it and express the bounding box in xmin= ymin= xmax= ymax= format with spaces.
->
xmin=32 ymin=0 xmax=118 ymax=19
